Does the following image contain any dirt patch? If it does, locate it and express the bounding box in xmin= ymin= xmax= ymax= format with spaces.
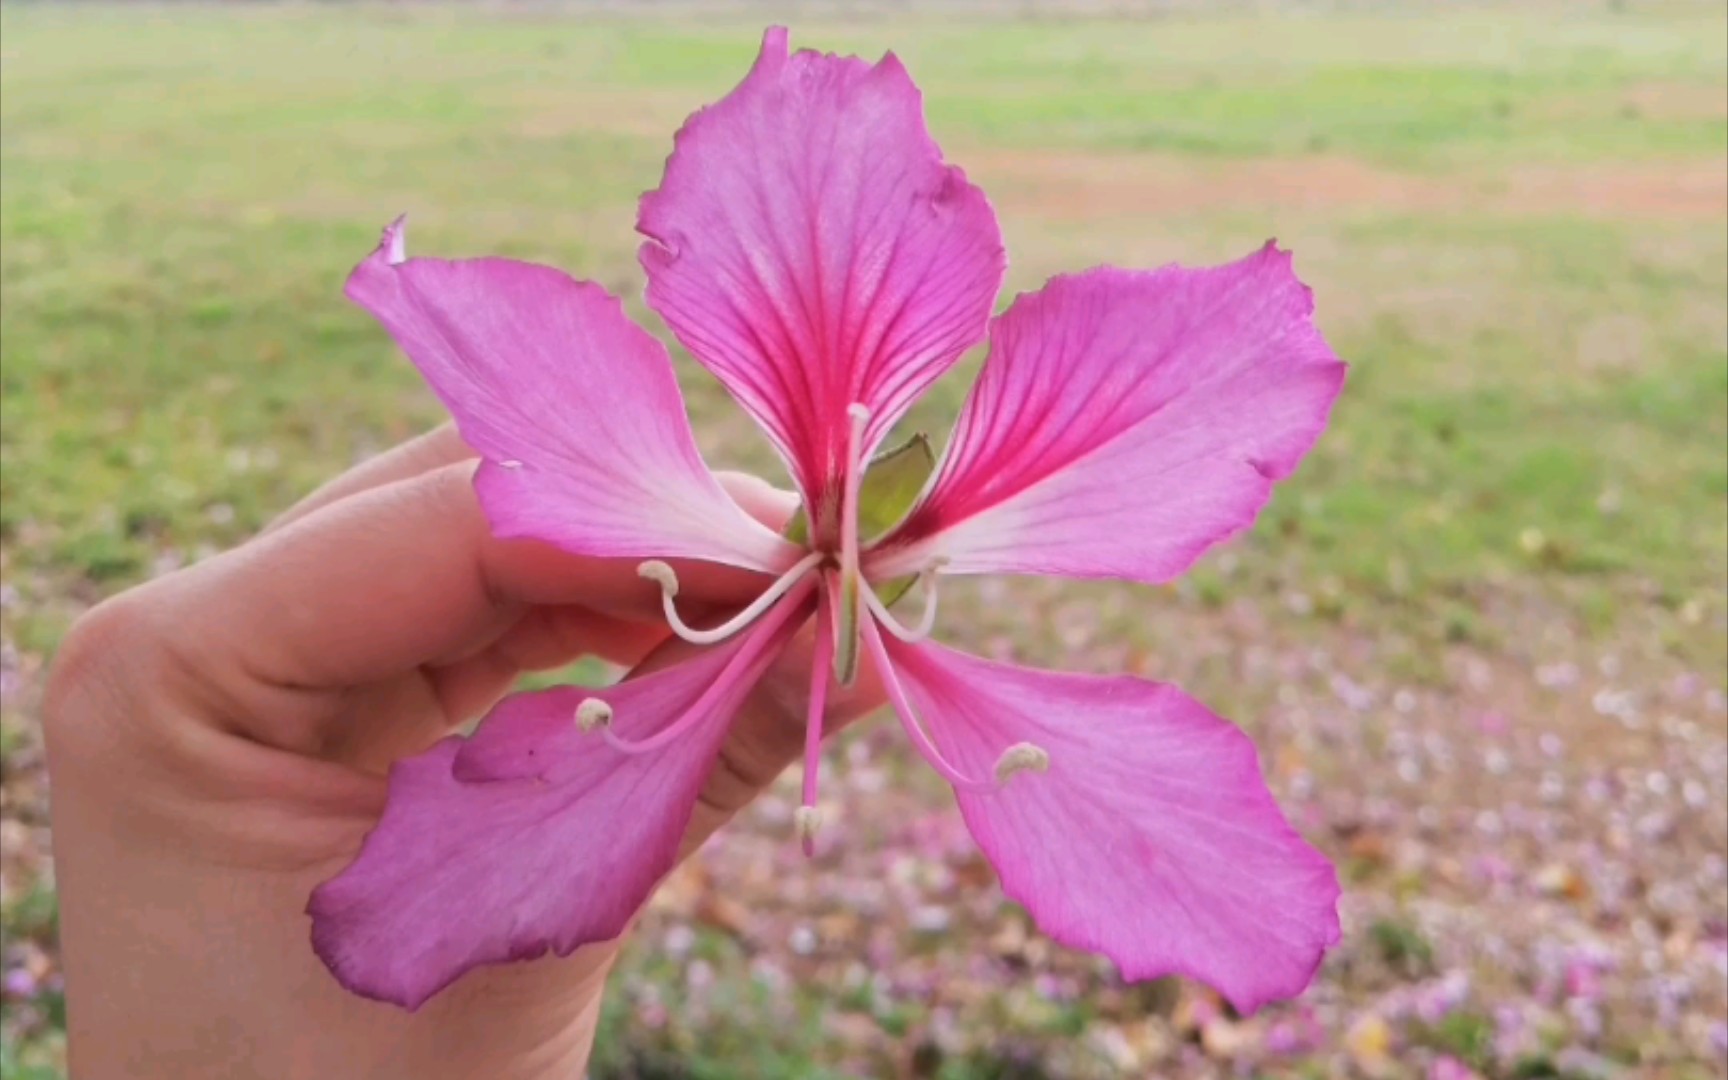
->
xmin=1497 ymin=161 xmax=1728 ymax=220
xmin=960 ymin=147 xmax=1728 ymax=223
xmin=1621 ymin=80 xmax=1728 ymax=122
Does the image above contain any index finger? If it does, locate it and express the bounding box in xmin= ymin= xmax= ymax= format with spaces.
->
xmin=153 ymin=463 xmax=775 ymax=715
xmin=262 ymin=423 xmax=472 ymax=537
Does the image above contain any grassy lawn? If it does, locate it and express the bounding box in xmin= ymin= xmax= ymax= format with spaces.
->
xmin=2 ymin=4 xmax=1724 ymax=1077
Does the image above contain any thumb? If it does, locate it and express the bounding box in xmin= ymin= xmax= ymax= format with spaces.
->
xmin=714 ymin=471 xmax=800 ymax=533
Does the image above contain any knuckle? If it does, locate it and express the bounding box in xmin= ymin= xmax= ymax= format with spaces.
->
xmin=48 ymin=591 xmax=142 ymax=690
xmin=394 ymin=458 xmax=480 ymax=526
xmin=42 ymin=586 xmax=161 ymax=754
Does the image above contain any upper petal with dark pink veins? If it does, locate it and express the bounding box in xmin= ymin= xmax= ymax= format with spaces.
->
xmin=638 ymin=27 xmax=1005 ymax=513
xmin=307 ymin=616 xmax=792 ymax=1010
xmin=348 ymin=218 xmax=798 ymax=573
xmin=883 ymin=635 xmax=1341 ymax=1014
xmin=872 ymin=243 xmax=1345 ymax=583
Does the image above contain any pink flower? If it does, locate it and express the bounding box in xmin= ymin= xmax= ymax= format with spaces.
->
xmin=308 ymin=28 xmax=1344 ymax=1013
xmin=1429 ymin=1056 xmax=1481 ymax=1080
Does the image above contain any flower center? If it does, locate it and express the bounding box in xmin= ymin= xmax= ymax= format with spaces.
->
xmin=582 ymin=577 xmax=816 ymax=758
xmin=618 ymin=401 xmax=1045 ymax=855
xmin=635 ymin=403 xmax=944 ymax=657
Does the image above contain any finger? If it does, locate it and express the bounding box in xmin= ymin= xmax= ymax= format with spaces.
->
xmin=264 ymin=424 xmax=473 ymax=537
xmin=307 ymin=605 xmax=673 ymax=771
xmin=419 ymin=475 xmax=800 ymax=736
xmin=714 ymin=471 xmax=800 ymax=533
xmin=489 ymin=606 xmax=671 ymax=671
xmin=424 ymin=606 xmax=670 ymax=724
xmin=270 ymin=429 xmax=797 ymax=543
xmin=148 ymin=463 xmax=774 ymax=739
xmin=267 ymin=422 xmax=798 ymax=556
xmin=420 ymin=474 xmax=801 ymax=727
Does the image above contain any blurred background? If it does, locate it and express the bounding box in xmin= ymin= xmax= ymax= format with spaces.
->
xmin=1 ymin=3 xmax=1724 ymax=1078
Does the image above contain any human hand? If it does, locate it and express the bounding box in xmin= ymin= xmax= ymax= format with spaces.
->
xmin=44 ymin=424 xmax=879 ymax=1080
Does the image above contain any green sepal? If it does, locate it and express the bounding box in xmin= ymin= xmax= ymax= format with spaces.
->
xmin=782 ymin=432 xmax=935 ymax=548
xmin=787 ymin=432 xmax=934 ymax=671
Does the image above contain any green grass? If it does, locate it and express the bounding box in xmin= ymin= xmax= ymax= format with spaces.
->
xmin=2 ymin=4 xmax=1725 ymax=1076
xmin=3 ymin=6 xmax=1722 ymax=643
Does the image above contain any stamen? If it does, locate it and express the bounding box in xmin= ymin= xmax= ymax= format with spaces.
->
xmin=599 ymin=577 xmax=816 ymax=757
xmin=637 ymin=560 xmax=680 ymax=598
xmin=859 ymin=559 xmax=947 ymax=644
xmin=638 ymin=552 xmax=824 ymax=646
xmin=800 ymin=589 xmax=836 ymax=857
xmin=993 ymin=742 xmax=1051 ymax=784
xmin=859 ymin=617 xmax=997 ymax=794
xmin=793 ymin=806 xmax=824 ymax=849
xmin=574 ymin=697 xmax=612 ymax=732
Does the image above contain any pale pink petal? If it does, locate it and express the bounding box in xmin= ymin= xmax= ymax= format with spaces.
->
xmin=308 ymin=622 xmax=785 ymax=1010
xmin=638 ymin=28 xmax=1004 ymax=508
xmin=349 ymin=218 xmax=797 ymax=572
xmin=884 ymin=636 xmax=1341 ymax=1013
xmin=873 ymin=244 xmax=1344 ymax=583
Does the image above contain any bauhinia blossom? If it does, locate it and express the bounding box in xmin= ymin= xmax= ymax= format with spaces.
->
xmin=308 ymin=27 xmax=1346 ymax=1014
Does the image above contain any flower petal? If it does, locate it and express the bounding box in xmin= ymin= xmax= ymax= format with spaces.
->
xmin=308 ymin=621 xmax=786 ymax=1009
xmin=883 ymin=636 xmax=1341 ymax=1013
xmin=348 ymin=218 xmax=797 ymax=572
xmin=638 ymin=28 xmax=1005 ymax=508
xmin=874 ymin=243 xmax=1345 ymax=583
xmin=451 ymin=627 xmax=757 ymax=784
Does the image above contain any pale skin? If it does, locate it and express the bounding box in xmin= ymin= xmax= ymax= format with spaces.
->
xmin=44 ymin=424 xmax=880 ymax=1079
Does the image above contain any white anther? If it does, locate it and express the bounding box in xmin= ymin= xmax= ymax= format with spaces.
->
xmin=498 ymin=459 xmax=523 ymax=470
xmin=994 ymin=742 xmax=1050 ymax=785
xmin=794 ymin=805 xmax=824 ymax=844
xmin=846 ymin=403 xmax=871 ymax=426
xmin=574 ymin=697 xmax=613 ymax=732
xmin=637 ymin=560 xmax=680 ymax=598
